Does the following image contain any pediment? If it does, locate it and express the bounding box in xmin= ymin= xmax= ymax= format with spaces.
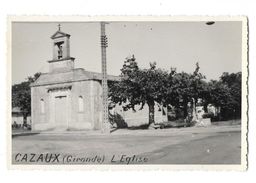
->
xmin=51 ymin=31 xmax=70 ymax=39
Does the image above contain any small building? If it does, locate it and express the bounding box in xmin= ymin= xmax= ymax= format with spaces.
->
xmin=12 ymin=107 xmax=31 ymax=127
xmin=30 ymin=27 xmax=166 ymax=131
xmin=12 ymin=107 xmax=24 ymax=126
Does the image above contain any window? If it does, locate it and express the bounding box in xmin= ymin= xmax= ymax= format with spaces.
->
xmin=40 ymin=99 xmax=45 ymax=114
xmin=78 ymin=96 xmax=84 ymax=112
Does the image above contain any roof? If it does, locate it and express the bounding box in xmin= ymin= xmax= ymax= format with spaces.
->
xmin=51 ymin=30 xmax=70 ymax=39
xmin=30 ymin=68 xmax=120 ymax=87
xmin=12 ymin=107 xmax=25 ymax=113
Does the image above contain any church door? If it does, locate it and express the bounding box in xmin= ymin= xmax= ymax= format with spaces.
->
xmin=54 ymin=95 xmax=68 ymax=130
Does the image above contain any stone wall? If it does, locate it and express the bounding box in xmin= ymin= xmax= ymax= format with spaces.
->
xmin=69 ymin=80 xmax=102 ymax=130
xmin=112 ymin=102 xmax=167 ymax=128
xmin=31 ymin=79 xmax=104 ymax=131
xmin=31 ymin=85 xmax=51 ymax=130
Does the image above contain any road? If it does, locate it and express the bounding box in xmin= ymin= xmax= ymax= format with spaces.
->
xmin=12 ymin=125 xmax=241 ymax=165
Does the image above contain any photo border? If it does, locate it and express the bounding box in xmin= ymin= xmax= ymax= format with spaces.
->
xmin=7 ymin=15 xmax=248 ymax=171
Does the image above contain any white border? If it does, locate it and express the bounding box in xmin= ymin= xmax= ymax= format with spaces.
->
xmin=7 ymin=15 xmax=248 ymax=171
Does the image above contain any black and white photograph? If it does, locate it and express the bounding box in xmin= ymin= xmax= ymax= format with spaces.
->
xmin=9 ymin=16 xmax=247 ymax=169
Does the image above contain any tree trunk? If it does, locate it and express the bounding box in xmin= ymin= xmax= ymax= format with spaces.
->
xmin=148 ymin=102 xmax=155 ymax=125
xmin=203 ymin=103 xmax=208 ymax=113
xmin=183 ymin=100 xmax=188 ymax=118
xmin=192 ymin=98 xmax=197 ymax=121
xmin=23 ymin=112 xmax=28 ymax=127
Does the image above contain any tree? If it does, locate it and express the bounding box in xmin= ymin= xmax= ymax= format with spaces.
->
xmin=219 ymin=72 xmax=241 ymax=119
xmin=165 ymin=63 xmax=207 ymax=119
xmin=12 ymin=72 xmax=41 ymax=118
xmin=207 ymin=80 xmax=231 ymax=107
xmin=169 ymin=72 xmax=193 ymax=117
xmin=109 ymin=55 xmax=169 ymax=126
xmin=203 ymin=72 xmax=241 ymax=120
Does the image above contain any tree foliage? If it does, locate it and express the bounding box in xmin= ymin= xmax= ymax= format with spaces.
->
xmin=165 ymin=63 xmax=207 ymax=117
xmin=211 ymin=72 xmax=241 ymax=119
xmin=12 ymin=73 xmax=41 ymax=116
xmin=109 ymin=55 xmax=242 ymax=123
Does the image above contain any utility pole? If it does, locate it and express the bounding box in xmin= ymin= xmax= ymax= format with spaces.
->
xmin=100 ymin=22 xmax=110 ymax=133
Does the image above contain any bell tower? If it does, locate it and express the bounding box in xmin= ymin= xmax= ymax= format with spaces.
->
xmin=48 ymin=24 xmax=75 ymax=73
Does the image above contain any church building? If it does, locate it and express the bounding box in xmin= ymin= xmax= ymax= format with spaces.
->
xmin=30 ymin=26 xmax=166 ymax=131
xmin=30 ymin=27 xmax=120 ymax=131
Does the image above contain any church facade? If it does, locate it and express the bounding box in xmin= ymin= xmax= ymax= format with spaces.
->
xmin=30 ymin=28 xmax=166 ymax=131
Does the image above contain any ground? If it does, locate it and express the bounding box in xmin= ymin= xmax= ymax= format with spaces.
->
xmin=12 ymin=123 xmax=241 ymax=165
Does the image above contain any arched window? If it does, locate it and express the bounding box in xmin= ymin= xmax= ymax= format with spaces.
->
xmin=40 ymin=99 xmax=45 ymax=114
xmin=78 ymin=96 xmax=84 ymax=112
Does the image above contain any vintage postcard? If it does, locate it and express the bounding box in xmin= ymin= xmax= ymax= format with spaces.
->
xmin=7 ymin=16 xmax=248 ymax=170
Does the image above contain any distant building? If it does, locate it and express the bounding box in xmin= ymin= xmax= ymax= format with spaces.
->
xmin=30 ymin=27 xmax=165 ymax=131
xmin=12 ymin=107 xmax=31 ymax=127
xmin=12 ymin=107 xmax=24 ymax=126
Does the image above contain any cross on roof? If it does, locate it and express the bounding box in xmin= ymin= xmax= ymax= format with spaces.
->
xmin=58 ymin=24 xmax=61 ymax=31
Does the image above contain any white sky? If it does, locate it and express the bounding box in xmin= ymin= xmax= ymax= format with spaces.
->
xmin=12 ymin=21 xmax=242 ymax=84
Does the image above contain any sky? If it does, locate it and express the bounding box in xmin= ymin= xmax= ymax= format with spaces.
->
xmin=12 ymin=21 xmax=242 ymax=84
